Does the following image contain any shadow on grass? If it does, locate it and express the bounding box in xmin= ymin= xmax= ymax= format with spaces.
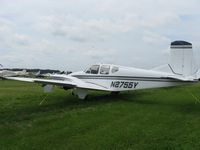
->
xmin=1 ymin=88 xmax=200 ymax=124
xmin=0 ymin=92 xmax=127 ymax=123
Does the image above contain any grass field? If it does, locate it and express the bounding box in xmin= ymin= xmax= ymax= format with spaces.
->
xmin=1 ymin=80 xmax=200 ymax=150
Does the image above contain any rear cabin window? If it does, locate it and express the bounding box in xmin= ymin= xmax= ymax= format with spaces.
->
xmin=100 ymin=65 xmax=110 ymax=74
xmin=111 ymin=66 xmax=119 ymax=73
xmin=86 ymin=65 xmax=100 ymax=74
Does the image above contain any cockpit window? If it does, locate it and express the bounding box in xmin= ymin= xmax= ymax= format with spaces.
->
xmin=100 ymin=65 xmax=110 ymax=74
xmin=111 ymin=66 xmax=119 ymax=73
xmin=86 ymin=65 xmax=100 ymax=74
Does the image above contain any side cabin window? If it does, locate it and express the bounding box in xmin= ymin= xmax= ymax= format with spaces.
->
xmin=100 ymin=65 xmax=110 ymax=74
xmin=111 ymin=66 xmax=119 ymax=73
xmin=86 ymin=65 xmax=100 ymax=74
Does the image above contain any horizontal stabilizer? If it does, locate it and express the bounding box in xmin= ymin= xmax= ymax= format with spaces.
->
xmin=166 ymin=75 xmax=197 ymax=82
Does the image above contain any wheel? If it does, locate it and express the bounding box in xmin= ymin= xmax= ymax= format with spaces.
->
xmin=111 ymin=91 xmax=120 ymax=95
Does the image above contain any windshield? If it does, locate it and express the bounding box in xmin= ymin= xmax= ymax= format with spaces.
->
xmin=86 ymin=65 xmax=100 ymax=74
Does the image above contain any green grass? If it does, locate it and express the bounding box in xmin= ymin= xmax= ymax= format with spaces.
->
xmin=1 ymin=80 xmax=200 ymax=150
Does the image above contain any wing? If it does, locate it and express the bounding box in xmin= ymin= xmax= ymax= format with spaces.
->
xmin=5 ymin=76 xmax=110 ymax=91
xmin=5 ymin=76 xmax=77 ymax=87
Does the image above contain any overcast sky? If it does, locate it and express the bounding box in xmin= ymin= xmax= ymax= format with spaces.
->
xmin=0 ymin=0 xmax=200 ymax=71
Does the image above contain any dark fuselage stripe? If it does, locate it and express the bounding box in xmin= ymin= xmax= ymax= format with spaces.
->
xmin=72 ymin=75 xmax=188 ymax=83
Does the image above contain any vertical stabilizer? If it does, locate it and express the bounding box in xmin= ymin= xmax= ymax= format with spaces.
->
xmin=170 ymin=41 xmax=196 ymax=77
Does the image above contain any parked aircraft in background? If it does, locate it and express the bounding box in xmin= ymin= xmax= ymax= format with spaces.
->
xmin=29 ymin=71 xmax=51 ymax=78
xmin=2 ymin=41 xmax=200 ymax=99
xmin=0 ymin=69 xmax=29 ymax=77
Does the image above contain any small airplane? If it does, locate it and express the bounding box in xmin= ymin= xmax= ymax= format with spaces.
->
xmin=2 ymin=40 xmax=200 ymax=99
xmin=0 ymin=68 xmax=29 ymax=77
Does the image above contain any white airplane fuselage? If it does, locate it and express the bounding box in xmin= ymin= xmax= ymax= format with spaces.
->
xmin=63 ymin=64 xmax=191 ymax=93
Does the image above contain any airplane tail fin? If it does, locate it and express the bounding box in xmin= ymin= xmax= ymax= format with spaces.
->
xmin=22 ymin=69 xmax=27 ymax=73
xmin=169 ymin=41 xmax=197 ymax=77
